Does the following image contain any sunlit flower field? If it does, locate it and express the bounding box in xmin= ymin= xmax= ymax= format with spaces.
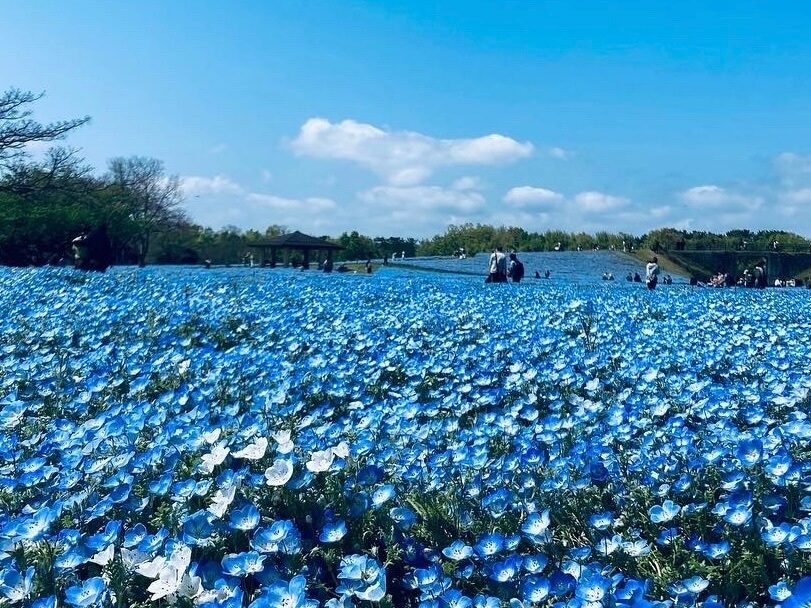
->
xmin=2 ymin=265 xmax=811 ymax=608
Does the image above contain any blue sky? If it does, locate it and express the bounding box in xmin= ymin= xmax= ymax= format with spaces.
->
xmin=5 ymin=1 xmax=811 ymax=239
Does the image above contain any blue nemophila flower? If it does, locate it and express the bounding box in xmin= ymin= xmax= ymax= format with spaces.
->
xmin=371 ymin=484 xmax=396 ymax=507
xmin=762 ymin=494 xmax=788 ymax=514
xmin=337 ymin=554 xmax=387 ymax=601
xmin=251 ymin=520 xmax=301 ymax=554
xmin=305 ymin=448 xmax=335 ymax=473
xmin=442 ymin=540 xmax=474 ymax=561
xmin=783 ymin=578 xmax=811 ymax=608
xmin=472 ymin=594 xmax=500 ymax=608
xmin=793 ymin=534 xmax=811 ymax=552
xmin=31 ymin=596 xmax=56 ymax=608
xmin=655 ymin=527 xmax=680 ymax=546
xmin=14 ymin=506 xmax=58 ymax=541
xmin=390 ymin=506 xmax=417 ymax=530
xmin=667 ymin=580 xmax=696 ymax=605
xmin=229 ymin=504 xmax=261 ymax=531
xmin=622 ymin=539 xmax=651 ymax=557
xmin=735 ymin=437 xmax=763 ymax=467
xmin=455 ymin=562 xmax=475 ymax=580
xmin=560 ymin=559 xmax=583 ymax=580
xmin=595 ymin=534 xmax=623 ymax=555
xmin=769 ymin=580 xmax=792 ymax=602
xmin=85 ymin=520 xmax=121 ymax=551
xmin=488 ymin=555 xmax=522 ymax=582
xmin=761 ymin=521 xmax=795 ymax=547
xmin=717 ymin=465 xmax=746 ymax=489
xmin=522 ymin=554 xmax=548 ymax=574
xmin=588 ymin=511 xmax=614 ymax=531
xmin=250 ymin=574 xmax=310 ymax=608
xmin=475 ymin=532 xmax=505 ymax=558
xmin=575 ymin=571 xmax=612 ymax=603
xmin=568 ymin=546 xmax=592 ymax=561
xmin=0 ymin=566 xmax=35 ymax=603
xmin=407 ymin=563 xmax=449 ymax=600
xmin=325 ymin=595 xmax=354 ymax=608
xmin=182 ymin=510 xmax=215 ymax=546
xmin=222 ymin=551 xmax=266 ymax=577
xmin=440 ymin=589 xmax=472 ymax=608
xmin=649 ymin=500 xmax=680 ymax=523
xmin=149 ymin=473 xmax=173 ymax=496
xmin=138 ymin=527 xmax=169 ymax=553
xmin=123 ymin=523 xmax=148 ymax=548
xmin=723 ymin=505 xmax=752 ymax=526
xmin=701 ymin=540 xmax=730 ymax=560
xmin=319 ymin=520 xmax=347 ymax=543
xmin=65 ymin=576 xmax=106 ymax=607
xmin=481 ymin=488 xmax=512 ymax=518
xmin=547 ymin=570 xmax=576 ymax=597
xmin=682 ymin=575 xmax=709 ymax=593
xmin=357 ymin=465 xmax=384 ymax=486
xmin=55 ymin=546 xmax=91 ymax=571
xmin=765 ymin=449 xmax=793 ymax=479
xmin=522 ymin=576 xmax=551 ymax=603
xmin=522 ymin=509 xmax=551 ymax=543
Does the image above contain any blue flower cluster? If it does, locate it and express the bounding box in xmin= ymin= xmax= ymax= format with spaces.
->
xmin=1 ymin=264 xmax=811 ymax=607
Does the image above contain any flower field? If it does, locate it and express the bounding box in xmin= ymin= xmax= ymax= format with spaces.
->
xmin=3 ymin=265 xmax=811 ymax=608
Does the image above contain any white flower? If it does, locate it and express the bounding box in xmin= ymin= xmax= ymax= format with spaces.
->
xmin=199 ymin=443 xmax=229 ymax=474
xmin=273 ymin=430 xmax=295 ymax=454
xmin=332 ymin=441 xmax=350 ymax=459
xmin=306 ymin=449 xmax=334 ymax=473
xmin=232 ymin=437 xmax=268 ymax=460
xmin=89 ymin=544 xmax=114 ymax=566
xmin=208 ymin=485 xmax=237 ymax=518
xmin=202 ymin=429 xmax=221 ymax=444
xmin=264 ymin=458 xmax=294 ymax=486
xmin=135 ymin=555 xmax=167 ymax=579
xmin=121 ymin=548 xmax=151 ymax=571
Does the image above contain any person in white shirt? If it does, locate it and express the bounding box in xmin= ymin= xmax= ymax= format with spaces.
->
xmin=645 ymin=256 xmax=660 ymax=290
xmin=487 ymin=246 xmax=508 ymax=283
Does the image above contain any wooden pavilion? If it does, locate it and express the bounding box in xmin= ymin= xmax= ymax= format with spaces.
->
xmin=246 ymin=231 xmax=342 ymax=269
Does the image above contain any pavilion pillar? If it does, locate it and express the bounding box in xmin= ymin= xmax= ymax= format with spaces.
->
xmin=303 ymin=249 xmax=310 ymax=269
xmin=283 ymin=248 xmax=290 ymax=267
xmin=270 ymin=248 xmax=277 ymax=268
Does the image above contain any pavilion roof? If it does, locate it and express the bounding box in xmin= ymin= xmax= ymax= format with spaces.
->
xmin=247 ymin=231 xmax=343 ymax=250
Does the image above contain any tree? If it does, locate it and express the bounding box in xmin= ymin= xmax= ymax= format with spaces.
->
xmin=107 ymin=156 xmax=187 ymax=266
xmin=0 ymin=88 xmax=90 ymax=171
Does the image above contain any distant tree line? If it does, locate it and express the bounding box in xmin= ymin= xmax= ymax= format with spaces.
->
xmin=414 ymin=224 xmax=811 ymax=257
xmin=3 ymin=86 xmax=810 ymax=268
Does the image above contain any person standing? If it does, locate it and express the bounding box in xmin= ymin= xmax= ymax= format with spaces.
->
xmin=487 ymin=246 xmax=507 ymax=283
xmin=645 ymin=256 xmax=660 ymax=290
xmin=754 ymin=259 xmax=767 ymax=289
xmin=508 ymin=252 xmax=524 ymax=283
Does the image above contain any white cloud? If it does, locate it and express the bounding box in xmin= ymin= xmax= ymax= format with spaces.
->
xmin=785 ymin=188 xmax=811 ymax=205
xmin=680 ymin=185 xmax=762 ymax=211
xmin=549 ymin=146 xmax=572 ymax=160
xmin=503 ymin=186 xmax=564 ymax=209
xmin=208 ymin=143 xmax=228 ymax=155
xmin=290 ymin=118 xmax=533 ymax=186
xmin=245 ymin=193 xmax=337 ymax=213
xmin=452 ymin=176 xmax=483 ymax=191
xmin=573 ymin=191 xmax=629 ymax=213
xmin=181 ymin=175 xmax=244 ymax=196
xmin=359 ymin=185 xmax=486 ymax=214
xmin=774 ymin=152 xmax=811 ymax=187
